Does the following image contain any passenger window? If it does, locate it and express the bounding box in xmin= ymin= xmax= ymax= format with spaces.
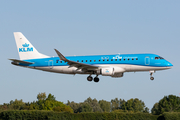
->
xmin=99 ymin=60 xmax=100 ymax=62
xmin=132 ymin=58 xmax=134 ymax=60
xmin=128 ymin=59 xmax=129 ymax=60
xmin=136 ymin=58 xmax=138 ymax=60
xmin=115 ymin=59 xmax=117 ymax=61
xmin=90 ymin=60 xmax=92 ymax=62
xmin=119 ymin=59 xmax=121 ymax=61
xmin=60 ymin=61 xmax=62 ymax=63
xmin=103 ymin=59 xmax=105 ymax=61
xmin=124 ymin=59 xmax=125 ymax=61
xmin=111 ymin=59 xmax=113 ymax=61
xmin=56 ymin=60 xmax=59 ymax=63
xmin=86 ymin=60 xmax=87 ymax=62
xmin=77 ymin=60 xmax=79 ymax=62
xmin=82 ymin=60 xmax=83 ymax=62
xmin=94 ymin=60 xmax=96 ymax=62
xmin=107 ymin=59 xmax=109 ymax=61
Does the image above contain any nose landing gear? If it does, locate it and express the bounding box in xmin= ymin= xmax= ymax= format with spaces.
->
xmin=150 ymin=71 xmax=155 ymax=80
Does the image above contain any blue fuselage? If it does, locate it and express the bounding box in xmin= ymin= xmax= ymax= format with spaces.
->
xmin=23 ymin=53 xmax=172 ymax=68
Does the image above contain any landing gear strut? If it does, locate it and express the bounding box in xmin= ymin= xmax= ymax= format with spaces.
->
xmin=150 ymin=71 xmax=154 ymax=80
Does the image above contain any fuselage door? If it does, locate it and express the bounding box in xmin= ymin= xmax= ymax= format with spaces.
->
xmin=145 ymin=57 xmax=150 ymax=65
xmin=48 ymin=60 xmax=53 ymax=69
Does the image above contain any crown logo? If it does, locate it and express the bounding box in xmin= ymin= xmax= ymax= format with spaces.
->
xmin=22 ymin=43 xmax=29 ymax=47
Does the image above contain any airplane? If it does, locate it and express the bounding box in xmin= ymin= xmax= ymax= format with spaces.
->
xmin=10 ymin=32 xmax=173 ymax=82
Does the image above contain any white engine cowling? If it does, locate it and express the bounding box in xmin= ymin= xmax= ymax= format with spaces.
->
xmin=100 ymin=67 xmax=125 ymax=77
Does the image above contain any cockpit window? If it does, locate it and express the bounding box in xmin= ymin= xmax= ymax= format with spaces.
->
xmin=155 ymin=57 xmax=159 ymax=60
xmin=159 ymin=56 xmax=164 ymax=59
xmin=155 ymin=56 xmax=164 ymax=60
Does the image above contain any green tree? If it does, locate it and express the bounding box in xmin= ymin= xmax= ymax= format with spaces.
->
xmin=120 ymin=99 xmax=126 ymax=109
xmin=121 ymin=98 xmax=146 ymax=112
xmin=151 ymin=95 xmax=180 ymax=115
xmin=53 ymin=105 xmax=73 ymax=113
xmin=67 ymin=101 xmax=79 ymax=113
xmin=37 ymin=92 xmax=46 ymax=101
xmin=9 ymin=99 xmax=25 ymax=110
xmin=151 ymin=103 xmax=159 ymax=115
xmin=28 ymin=101 xmax=39 ymax=110
xmin=143 ymin=107 xmax=149 ymax=113
xmin=84 ymin=97 xmax=103 ymax=112
xmin=0 ymin=103 xmax=8 ymax=110
xmin=46 ymin=93 xmax=56 ymax=101
xmin=111 ymin=98 xmax=120 ymax=111
xmin=78 ymin=102 xmax=93 ymax=113
xmin=99 ymin=100 xmax=111 ymax=112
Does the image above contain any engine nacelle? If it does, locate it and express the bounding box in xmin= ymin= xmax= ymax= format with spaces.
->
xmin=101 ymin=68 xmax=114 ymax=76
xmin=99 ymin=67 xmax=125 ymax=77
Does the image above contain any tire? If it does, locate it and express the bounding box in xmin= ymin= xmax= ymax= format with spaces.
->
xmin=94 ymin=77 xmax=99 ymax=82
xmin=87 ymin=76 xmax=93 ymax=81
xmin=150 ymin=77 xmax=154 ymax=80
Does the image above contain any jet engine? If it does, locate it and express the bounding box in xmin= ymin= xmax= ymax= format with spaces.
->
xmin=97 ymin=67 xmax=125 ymax=77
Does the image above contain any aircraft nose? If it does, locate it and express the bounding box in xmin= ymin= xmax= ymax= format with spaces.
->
xmin=166 ymin=62 xmax=173 ymax=67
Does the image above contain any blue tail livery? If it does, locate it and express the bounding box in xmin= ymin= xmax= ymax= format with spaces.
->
xmin=10 ymin=32 xmax=173 ymax=82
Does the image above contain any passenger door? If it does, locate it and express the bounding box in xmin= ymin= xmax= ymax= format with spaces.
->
xmin=48 ymin=60 xmax=53 ymax=69
xmin=145 ymin=57 xmax=150 ymax=65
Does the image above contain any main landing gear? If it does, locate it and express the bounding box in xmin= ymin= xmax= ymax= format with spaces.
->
xmin=87 ymin=76 xmax=93 ymax=81
xmin=87 ymin=75 xmax=100 ymax=82
xmin=150 ymin=71 xmax=155 ymax=80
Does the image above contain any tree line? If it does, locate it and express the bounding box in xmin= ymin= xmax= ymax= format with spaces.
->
xmin=0 ymin=93 xmax=180 ymax=115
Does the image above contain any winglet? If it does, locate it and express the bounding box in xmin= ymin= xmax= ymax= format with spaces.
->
xmin=54 ymin=49 xmax=67 ymax=61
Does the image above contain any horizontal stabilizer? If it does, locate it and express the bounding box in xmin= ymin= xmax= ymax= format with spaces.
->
xmin=9 ymin=59 xmax=34 ymax=64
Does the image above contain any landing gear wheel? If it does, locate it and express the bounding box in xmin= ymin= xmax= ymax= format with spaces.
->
xmin=87 ymin=76 xmax=93 ymax=81
xmin=149 ymin=71 xmax=155 ymax=81
xmin=94 ymin=77 xmax=99 ymax=82
xmin=150 ymin=77 xmax=154 ymax=80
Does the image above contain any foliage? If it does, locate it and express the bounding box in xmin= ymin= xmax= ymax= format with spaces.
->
xmin=2 ymin=92 xmax=180 ymax=119
xmin=144 ymin=107 xmax=150 ymax=113
xmin=53 ymin=106 xmax=73 ymax=113
xmin=78 ymin=102 xmax=93 ymax=113
xmin=46 ymin=93 xmax=56 ymax=101
xmin=151 ymin=103 xmax=160 ymax=115
xmin=163 ymin=112 xmax=180 ymax=120
xmin=151 ymin=95 xmax=180 ymax=115
xmin=99 ymin=100 xmax=111 ymax=112
xmin=37 ymin=92 xmax=46 ymax=101
xmin=84 ymin=97 xmax=103 ymax=112
xmin=67 ymin=101 xmax=79 ymax=113
xmin=0 ymin=110 xmax=159 ymax=120
xmin=0 ymin=93 xmax=73 ymax=113
xmin=121 ymin=98 xmax=146 ymax=113
xmin=111 ymin=98 xmax=126 ymax=111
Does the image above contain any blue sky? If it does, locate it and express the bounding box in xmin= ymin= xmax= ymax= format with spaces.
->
xmin=0 ymin=0 xmax=179 ymax=111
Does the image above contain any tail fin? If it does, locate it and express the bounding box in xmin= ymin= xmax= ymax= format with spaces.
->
xmin=14 ymin=32 xmax=49 ymax=60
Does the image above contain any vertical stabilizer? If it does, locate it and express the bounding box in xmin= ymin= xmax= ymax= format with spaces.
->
xmin=14 ymin=32 xmax=49 ymax=60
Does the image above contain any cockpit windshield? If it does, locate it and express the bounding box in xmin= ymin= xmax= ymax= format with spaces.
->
xmin=155 ymin=56 xmax=164 ymax=60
